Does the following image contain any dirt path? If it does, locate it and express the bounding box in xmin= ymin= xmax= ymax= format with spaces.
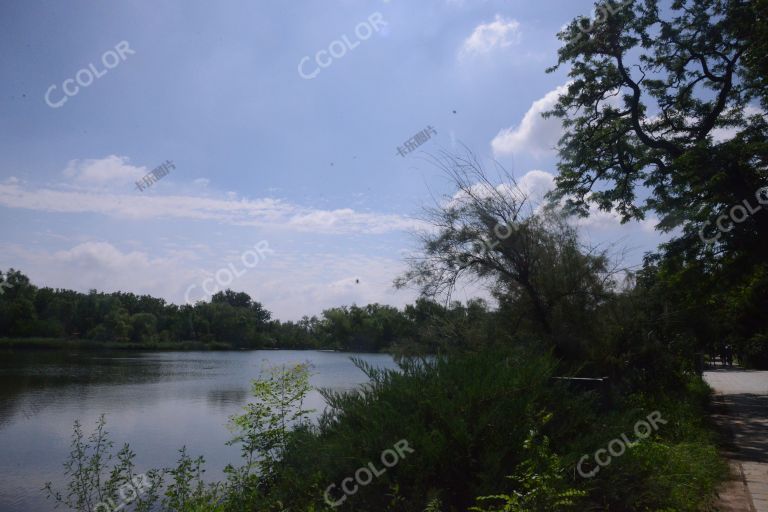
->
xmin=705 ymin=369 xmax=768 ymax=512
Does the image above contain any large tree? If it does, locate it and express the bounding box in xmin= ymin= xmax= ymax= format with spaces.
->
xmin=548 ymin=0 xmax=768 ymax=365
xmin=397 ymin=152 xmax=619 ymax=358
xmin=548 ymin=0 xmax=765 ymax=229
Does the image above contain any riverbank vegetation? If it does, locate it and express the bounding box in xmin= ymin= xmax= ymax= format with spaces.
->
xmin=47 ymin=353 xmax=726 ymax=511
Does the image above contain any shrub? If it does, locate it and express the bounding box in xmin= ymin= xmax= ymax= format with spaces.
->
xmin=259 ymin=350 xmax=596 ymax=511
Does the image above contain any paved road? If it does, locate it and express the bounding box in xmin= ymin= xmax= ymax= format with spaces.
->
xmin=705 ymin=369 xmax=768 ymax=512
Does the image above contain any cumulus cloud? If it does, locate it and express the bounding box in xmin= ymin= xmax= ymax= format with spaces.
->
xmin=63 ymin=155 xmax=146 ymax=188
xmin=447 ymin=169 xmax=555 ymax=210
xmin=491 ymin=84 xmax=569 ymax=158
xmin=459 ymin=15 xmax=521 ymax=59
xmin=517 ymin=170 xmax=555 ymax=203
xmin=0 ymin=241 xmax=196 ymax=300
xmin=445 ymin=168 xmax=659 ymax=237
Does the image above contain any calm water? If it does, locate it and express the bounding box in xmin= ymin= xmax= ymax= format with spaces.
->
xmin=0 ymin=350 xmax=397 ymax=512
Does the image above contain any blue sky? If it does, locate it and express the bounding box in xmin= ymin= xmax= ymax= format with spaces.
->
xmin=0 ymin=0 xmax=666 ymax=320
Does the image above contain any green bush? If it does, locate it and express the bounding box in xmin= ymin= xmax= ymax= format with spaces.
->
xmin=260 ymin=352 xmax=725 ymax=512
xmin=259 ymin=350 xmax=596 ymax=511
xmin=568 ymin=378 xmax=727 ymax=511
xmin=470 ymin=418 xmax=586 ymax=512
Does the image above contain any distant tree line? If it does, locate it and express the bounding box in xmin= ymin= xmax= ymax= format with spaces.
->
xmin=0 ymin=268 xmax=498 ymax=352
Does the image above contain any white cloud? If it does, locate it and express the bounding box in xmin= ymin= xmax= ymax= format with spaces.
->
xmin=459 ymin=15 xmax=521 ymax=59
xmin=253 ymin=252 xmax=417 ymax=319
xmin=447 ymin=169 xmax=554 ymax=207
xmin=63 ymin=155 xmax=146 ymax=188
xmin=0 ymin=157 xmax=428 ymax=236
xmin=445 ymin=170 xmax=555 ymax=215
xmin=517 ymin=170 xmax=555 ymax=203
xmin=1 ymin=241 xmax=196 ymax=301
xmin=285 ymin=208 xmax=424 ymax=234
xmin=446 ymin=169 xmax=660 ymax=240
xmin=491 ymin=84 xmax=569 ymax=158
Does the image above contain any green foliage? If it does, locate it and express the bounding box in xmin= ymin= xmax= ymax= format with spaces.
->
xmin=545 ymin=0 xmax=768 ymax=366
xmin=566 ymin=377 xmax=727 ymax=511
xmin=163 ymin=448 xmax=221 ymax=512
xmin=45 ymin=364 xmax=315 ymax=512
xmin=423 ymin=497 xmax=443 ymax=512
xmin=225 ymin=362 xmax=314 ymax=500
xmin=247 ymin=351 xmax=725 ymax=511
xmin=256 ymin=350 xmax=597 ymax=511
xmin=604 ymin=441 xmax=725 ymax=512
xmin=44 ymin=415 xmax=164 ymax=512
xmin=396 ymin=154 xmax=618 ymax=361
xmin=0 ymin=268 xmax=502 ymax=353
xmin=470 ymin=418 xmax=586 ymax=512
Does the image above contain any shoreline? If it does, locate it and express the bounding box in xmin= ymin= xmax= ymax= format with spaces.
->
xmin=0 ymin=337 xmax=387 ymax=353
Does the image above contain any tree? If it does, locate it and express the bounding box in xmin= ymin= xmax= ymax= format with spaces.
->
xmin=547 ymin=0 xmax=768 ymax=365
xmin=130 ymin=313 xmax=158 ymax=343
xmin=734 ymin=0 xmax=768 ymax=106
xmin=212 ymin=290 xmax=271 ymax=327
xmin=397 ymin=152 xmax=619 ymax=358
xmin=548 ymin=0 xmax=765 ymax=230
xmin=212 ymin=290 xmax=254 ymax=309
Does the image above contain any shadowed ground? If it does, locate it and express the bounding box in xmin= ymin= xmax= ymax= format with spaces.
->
xmin=705 ymin=369 xmax=768 ymax=512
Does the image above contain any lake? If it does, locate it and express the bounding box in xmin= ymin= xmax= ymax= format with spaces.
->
xmin=0 ymin=350 xmax=398 ymax=512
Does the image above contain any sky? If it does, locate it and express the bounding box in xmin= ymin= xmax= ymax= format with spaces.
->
xmin=0 ymin=0 xmax=668 ymax=320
